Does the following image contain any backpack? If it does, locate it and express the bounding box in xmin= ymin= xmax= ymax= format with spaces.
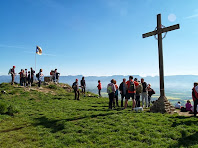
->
xmin=136 ymin=83 xmax=142 ymax=94
xmin=72 ymin=82 xmax=78 ymax=90
xmin=8 ymin=68 xmax=12 ymax=75
xmin=142 ymin=82 xmax=147 ymax=92
xmin=128 ymin=81 xmax=135 ymax=92
xmin=36 ymin=73 xmax=39 ymax=78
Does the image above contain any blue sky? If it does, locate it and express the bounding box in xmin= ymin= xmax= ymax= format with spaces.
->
xmin=0 ymin=0 xmax=198 ymax=76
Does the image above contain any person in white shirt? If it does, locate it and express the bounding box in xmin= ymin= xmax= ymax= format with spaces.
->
xmin=175 ymin=101 xmax=181 ymax=109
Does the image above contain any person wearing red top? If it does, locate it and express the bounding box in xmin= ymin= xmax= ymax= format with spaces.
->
xmin=124 ymin=76 xmax=139 ymax=109
xmin=97 ymin=80 xmax=102 ymax=97
xmin=113 ymin=80 xmax=119 ymax=107
xmin=192 ymin=82 xmax=198 ymax=117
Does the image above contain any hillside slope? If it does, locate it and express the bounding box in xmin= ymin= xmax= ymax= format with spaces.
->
xmin=0 ymin=83 xmax=198 ymax=147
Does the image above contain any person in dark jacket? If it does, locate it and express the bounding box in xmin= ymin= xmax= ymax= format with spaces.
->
xmin=119 ymin=78 xmax=127 ymax=107
xmin=54 ymin=69 xmax=60 ymax=83
xmin=147 ymin=84 xmax=155 ymax=107
xmin=30 ymin=67 xmax=35 ymax=85
xmin=72 ymin=79 xmax=80 ymax=100
xmin=80 ymin=77 xmax=86 ymax=97
xmin=27 ymin=71 xmax=31 ymax=87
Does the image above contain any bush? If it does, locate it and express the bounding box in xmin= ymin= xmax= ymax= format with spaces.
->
xmin=0 ymin=102 xmax=8 ymax=114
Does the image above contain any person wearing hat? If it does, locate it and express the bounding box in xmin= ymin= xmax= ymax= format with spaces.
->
xmin=72 ymin=79 xmax=80 ymax=100
xmin=11 ymin=66 xmax=16 ymax=85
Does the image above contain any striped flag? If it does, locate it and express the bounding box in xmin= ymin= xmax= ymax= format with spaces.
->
xmin=36 ymin=46 xmax=42 ymax=55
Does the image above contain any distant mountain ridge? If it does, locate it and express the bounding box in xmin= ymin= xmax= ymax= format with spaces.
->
xmin=1 ymin=74 xmax=197 ymax=91
xmin=1 ymin=75 xmax=197 ymax=105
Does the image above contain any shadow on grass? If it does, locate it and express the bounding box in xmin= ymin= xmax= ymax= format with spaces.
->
xmin=0 ymin=126 xmax=25 ymax=133
xmin=167 ymin=115 xmax=198 ymax=147
xmin=34 ymin=112 xmax=123 ymax=133
xmin=170 ymin=116 xmax=197 ymax=127
xmin=33 ymin=117 xmax=63 ymax=133
xmin=169 ymin=132 xmax=198 ymax=147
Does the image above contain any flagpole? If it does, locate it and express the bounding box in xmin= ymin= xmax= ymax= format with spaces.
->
xmin=35 ymin=53 xmax=36 ymax=72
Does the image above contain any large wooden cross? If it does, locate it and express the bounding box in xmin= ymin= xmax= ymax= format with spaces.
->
xmin=142 ymin=14 xmax=180 ymax=98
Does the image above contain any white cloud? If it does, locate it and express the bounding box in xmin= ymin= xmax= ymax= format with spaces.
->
xmin=185 ymin=14 xmax=198 ymax=19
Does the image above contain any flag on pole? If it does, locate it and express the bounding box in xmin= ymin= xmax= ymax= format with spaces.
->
xmin=36 ymin=46 xmax=42 ymax=55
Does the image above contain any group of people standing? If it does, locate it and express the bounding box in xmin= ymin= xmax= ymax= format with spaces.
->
xmin=9 ymin=66 xmax=43 ymax=87
xmin=18 ymin=67 xmax=35 ymax=87
xmin=71 ymin=76 xmax=155 ymax=110
xmin=50 ymin=69 xmax=60 ymax=83
xmin=72 ymin=77 xmax=86 ymax=100
xmin=107 ymin=76 xmax=155 ymax=110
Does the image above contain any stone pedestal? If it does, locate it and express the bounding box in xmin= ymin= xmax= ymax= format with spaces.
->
xmin=44 ymin=77 xmax=51 ymax=82
xmin=150 ymin=96 xmax=175 ymax=114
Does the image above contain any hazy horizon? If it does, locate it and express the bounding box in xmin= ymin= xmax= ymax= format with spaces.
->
xmin=1 ymin=0 xmax=198 ymax=76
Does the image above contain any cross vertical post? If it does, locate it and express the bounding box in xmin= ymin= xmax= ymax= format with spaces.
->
xmin=157 ymin=14 xmax=165 ymax=97
xmin=142 ymin=13 xmax=180 ymax=113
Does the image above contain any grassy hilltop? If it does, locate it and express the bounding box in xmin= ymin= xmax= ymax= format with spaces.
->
xmin=0 ymin=83 xmax=198 ymax=148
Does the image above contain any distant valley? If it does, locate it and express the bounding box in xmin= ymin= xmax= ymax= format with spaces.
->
xmin=1 ymin=75 xmax=197 ymax=106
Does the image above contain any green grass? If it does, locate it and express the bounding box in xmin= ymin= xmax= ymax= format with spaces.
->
xmin=0 ymin=83 xmax=198 ymax=147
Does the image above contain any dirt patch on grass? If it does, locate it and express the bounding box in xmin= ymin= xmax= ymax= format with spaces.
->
xmin=175 ymin=109 xmax=195 ymax=117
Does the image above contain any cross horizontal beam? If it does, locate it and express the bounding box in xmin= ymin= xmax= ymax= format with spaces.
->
xmin=161 ymin=24 xmax=180 ymax=34
xmin=142 ymin=30 xmax=156 ymax=38
xmin=142 ymin=24 xmax=180 ymax=38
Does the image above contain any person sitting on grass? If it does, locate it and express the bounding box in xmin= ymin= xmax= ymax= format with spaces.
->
xmin=185 ymin=100 xmax=192 ymax=112
xmin=175 ymin=101 xmax=181 ymax=109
